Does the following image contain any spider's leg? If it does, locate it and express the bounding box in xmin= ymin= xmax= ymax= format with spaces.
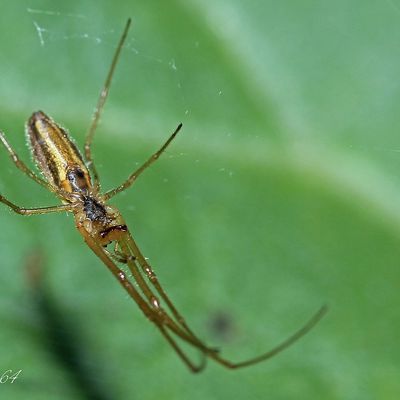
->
xmin=157 ymin=324 xmax=207 ymax=373
xmin=79 ymin=227 xmax=207 ymax=372
xmin=119 ymin=231 xmax=218 ymax=355
xmin=0 ymin=196 xmax=74 ymax=215
xmin=103 ymin=245 xmax=128 ymax=263
xmin=80 ymin=227 xmax=327 ymax=371
xmin=0 ymin=130 xmax=51 ymax=190
xmin=104 ymin=123 xmax=182 ymax=200
xmin=122 ymin=229 xmax=328 ymax=369
xmin=84 ymin=18 xmax=131 ymax=189
xmin=206 ymin=305 xmax=328 ymax=369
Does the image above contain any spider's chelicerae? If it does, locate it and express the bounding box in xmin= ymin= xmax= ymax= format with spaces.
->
xmin=0 ymin=19 xmax=326 ymax=372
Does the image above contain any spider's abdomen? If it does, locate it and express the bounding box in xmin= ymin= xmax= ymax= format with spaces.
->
xmin=27 ymin=111 xmax=92 ymax=195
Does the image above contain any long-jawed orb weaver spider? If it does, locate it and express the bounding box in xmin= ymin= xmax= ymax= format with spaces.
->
xmin=0 ymin=19 xmax=327 ymax=372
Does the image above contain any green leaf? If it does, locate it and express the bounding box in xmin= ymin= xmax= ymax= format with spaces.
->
xmin=0 ymin=1 xmax=399 ymax=399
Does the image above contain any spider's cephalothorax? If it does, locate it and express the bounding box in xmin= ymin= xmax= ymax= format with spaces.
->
xmin=82 ymin=196 xmax=107 ymax=222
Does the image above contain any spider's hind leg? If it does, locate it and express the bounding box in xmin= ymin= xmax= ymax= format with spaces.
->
xmin=84 ymin=18 xmax=132 ymax=189
xmin=0 ymin=130 xmax=51 ymax=190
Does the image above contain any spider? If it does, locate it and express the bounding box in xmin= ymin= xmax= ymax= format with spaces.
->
xmin=0 ymin=19 xmax=326 ymax=372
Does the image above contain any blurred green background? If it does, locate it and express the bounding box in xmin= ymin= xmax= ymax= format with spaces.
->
xmin=1 ymin=0 xmax=400 ymax=399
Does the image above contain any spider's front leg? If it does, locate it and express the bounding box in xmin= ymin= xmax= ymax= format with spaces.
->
xmin=77 ymin=224 xmax=207 ymax=372
xmin=103 ymin=244 xmax=131 ymax=264
xmin=94 ymin=219 xmax=220 ymax=357
xmin=117 ymin=229 xmax=221 ymax=357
